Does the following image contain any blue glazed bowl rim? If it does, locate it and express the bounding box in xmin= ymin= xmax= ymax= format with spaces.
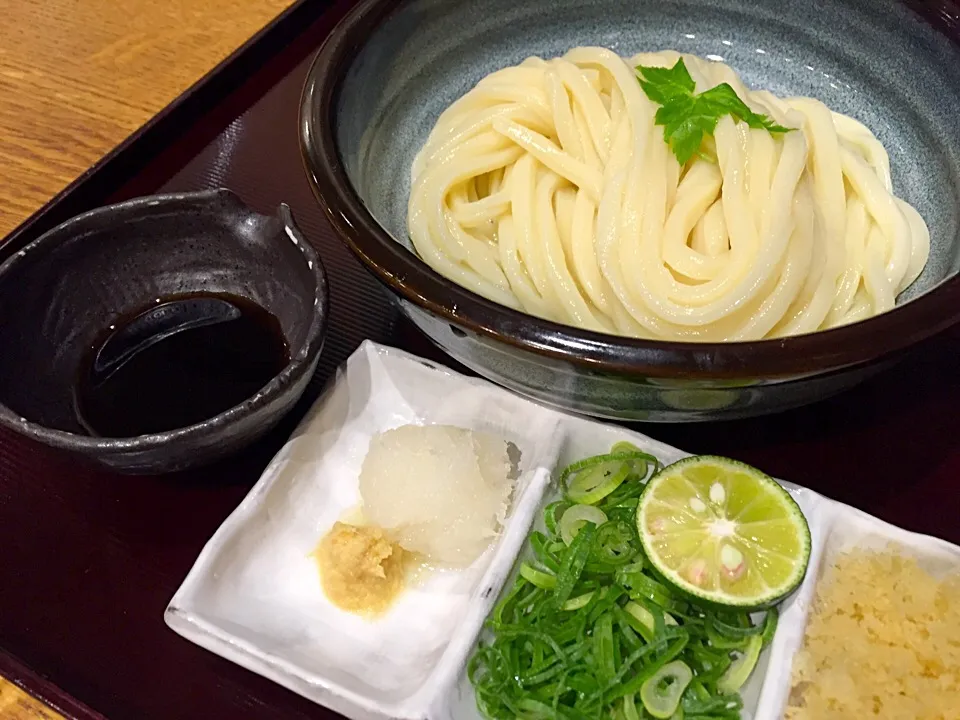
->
xmin=0 ymin=188 xmax=330 ymax=453
xmin=300 ymin=0 xmax=960 ymax=379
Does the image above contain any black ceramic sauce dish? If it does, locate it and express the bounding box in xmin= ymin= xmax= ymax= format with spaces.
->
xmin=300 ymin=0 xmax=960 ymax=422
xmin=0 ymin=189 xmax=328 ymax=474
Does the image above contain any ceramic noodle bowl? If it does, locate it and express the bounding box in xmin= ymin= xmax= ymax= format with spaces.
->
xmin=300 ymin=0 xmax=960 ymax=421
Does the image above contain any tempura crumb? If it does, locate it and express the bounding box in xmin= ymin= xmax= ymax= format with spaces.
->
xmin=785 ymin=548 xmax=960 ymax=719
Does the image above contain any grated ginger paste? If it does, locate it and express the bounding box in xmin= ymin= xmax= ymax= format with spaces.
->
xmin=786 ymin=548 xmax=960 ymax=719
xmin=314 ymin=522 xmax=408 ymax=616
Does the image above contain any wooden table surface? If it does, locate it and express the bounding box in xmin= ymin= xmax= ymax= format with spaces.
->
xmin=0 ymin=0 xmax=295 ymax=238
xmin=0 ymin=0 xmax=295 ymax=715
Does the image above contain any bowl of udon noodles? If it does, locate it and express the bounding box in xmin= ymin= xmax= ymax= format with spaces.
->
xmin=300 ymin=0 xmax=960 ymax=421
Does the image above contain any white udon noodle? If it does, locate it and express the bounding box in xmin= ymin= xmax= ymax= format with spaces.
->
xmin=407 ymin=48 xmax=931 ymax=341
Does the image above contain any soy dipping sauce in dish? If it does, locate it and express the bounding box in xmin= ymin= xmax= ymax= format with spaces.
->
xmin=74 ymin=292 xmax=290 ymax=438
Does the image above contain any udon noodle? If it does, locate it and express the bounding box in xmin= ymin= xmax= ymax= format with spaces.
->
xmin=407 ymin=48 xmax=930 ymax=341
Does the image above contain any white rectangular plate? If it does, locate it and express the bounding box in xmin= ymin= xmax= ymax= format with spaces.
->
xmin=165 ymin=341 xmax=960 ymax=720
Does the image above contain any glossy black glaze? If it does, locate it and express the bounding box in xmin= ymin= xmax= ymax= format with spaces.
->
xmin=398 ymin=300 xmax=904 ymax=421
xmin=0 ymin=189 xmax=328 ymax=472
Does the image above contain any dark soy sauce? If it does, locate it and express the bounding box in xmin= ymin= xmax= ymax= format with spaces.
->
xmin=75 ymin=292 xmax=290 ymax=437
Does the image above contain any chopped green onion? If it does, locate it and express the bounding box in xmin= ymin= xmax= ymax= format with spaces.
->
xmin=706 ymin=623 xmax=748 ymax=650
xmin=543 ymin=501 xmax=569 ymax=537
xmin=610 ymin=441 xmax=653 ymax=479
xmin=568 ymin=460 xmax=630 ymax=505
xmin=641 ymin=661 xmax=694 ymax=719
xmin=616 ymin=609 xmax=643 ymax=650
xmin=530 ymin=531 xmax=561 ymax=572
xmin=591 ymin=520 xmax=638 ymax=567
xmin=490 ymin=576 xmax=529 ymax=626
xmin=623 ymin=693 xmax=643 ymax=720
xmin=617 ymin=604 xmax=656 ymax=644
xmin=558 ymin=504 xmax=607 ymax=546
xmin=554 ymin=523 xmax=595 ymax=606
xmin=760 ymin=607 xmax=779 ymax=648
xmin=601 ymin=485 xmax=644 ymax=511
xmin=594 ymin=612 xmax=617 ymax=683
xmin=559 ymin=450 xmax=658 ymax=490
xmin=717 ymin=634 xmax=763 ymax=695
xmin=684 ymin=688 xmax=744 ymax=716
xmin=609 ymin=629 xmax=690 ymax=700
xmin=562 ymin=592 xmax=594 ymax=611
xmin=519 ymin=562 xmax=557 ymax=590
xmin=708 ymin=612 xmax=765 ymax=639
xmin=624 ymin=600 xmax=679 ymax=635
xmin=617 ymin=565 xmax=681 ymax=610
xmin=689 ymin=641 xmax=734 ymax=684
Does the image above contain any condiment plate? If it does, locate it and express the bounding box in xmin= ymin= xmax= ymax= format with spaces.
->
xmin=752 ymin=494 xmax=960 ymax=719
xmin=164 ymin=342 xmax=564 ymax=720
xmin=165 ymin=341 xmax=960 ymax=720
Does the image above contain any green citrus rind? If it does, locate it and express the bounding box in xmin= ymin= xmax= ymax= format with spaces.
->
xmin=636 ymin=455 xmax=811 ymax=611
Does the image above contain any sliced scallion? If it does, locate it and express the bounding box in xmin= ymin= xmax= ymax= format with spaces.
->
xmin=717 ymin=634 xmax=763 ymax=695
xmin=567 ymin=460 xmax=630 ymax=505
xmin=562 ymin=592 xmax=594 ymax=611
xmin=640 ymin=661 xmax=693 ymax=719
xmin=558 ymin=504 xmax=607 ymax=546
xmin=519 ymin=562 xmax=557 ymax=590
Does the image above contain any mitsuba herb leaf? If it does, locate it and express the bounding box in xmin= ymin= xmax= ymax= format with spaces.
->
xmin=635 ymin=58 xmax=696 ymax=104
xmin=635 ymin=58 xmax=790 ymax=165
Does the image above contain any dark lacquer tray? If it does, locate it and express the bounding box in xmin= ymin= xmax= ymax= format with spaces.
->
xmin=1 ymin=1 xmax=958 ymax=718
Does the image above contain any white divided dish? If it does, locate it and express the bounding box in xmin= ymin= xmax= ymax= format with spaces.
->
xmin=166 ymin=341 xmax=960 ymax=720
xmin=753 ymin=499 xmax=960 ymax=719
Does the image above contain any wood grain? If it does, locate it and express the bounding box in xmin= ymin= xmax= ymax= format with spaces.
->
xmin=0 ymin=0 xmax=295 ymax=239
xmin=0 ymin=683 xmax=64 ymax=720
xmin=0 ymin=0 xmax=294 ymax=713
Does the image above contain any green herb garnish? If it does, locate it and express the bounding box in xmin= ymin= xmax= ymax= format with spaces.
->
xmin=468 ymin=443 xmax=775 ymax=720
xmin=635 ymin=58 xmax=790 ymax=165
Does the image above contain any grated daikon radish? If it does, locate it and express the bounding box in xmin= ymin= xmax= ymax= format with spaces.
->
xmin=359 ymin=425 xmax=515 ymax=566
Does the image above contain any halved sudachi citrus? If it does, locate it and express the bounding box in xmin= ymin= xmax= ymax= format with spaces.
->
xmin=636 ymin=455 xmax=811 ymax=609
